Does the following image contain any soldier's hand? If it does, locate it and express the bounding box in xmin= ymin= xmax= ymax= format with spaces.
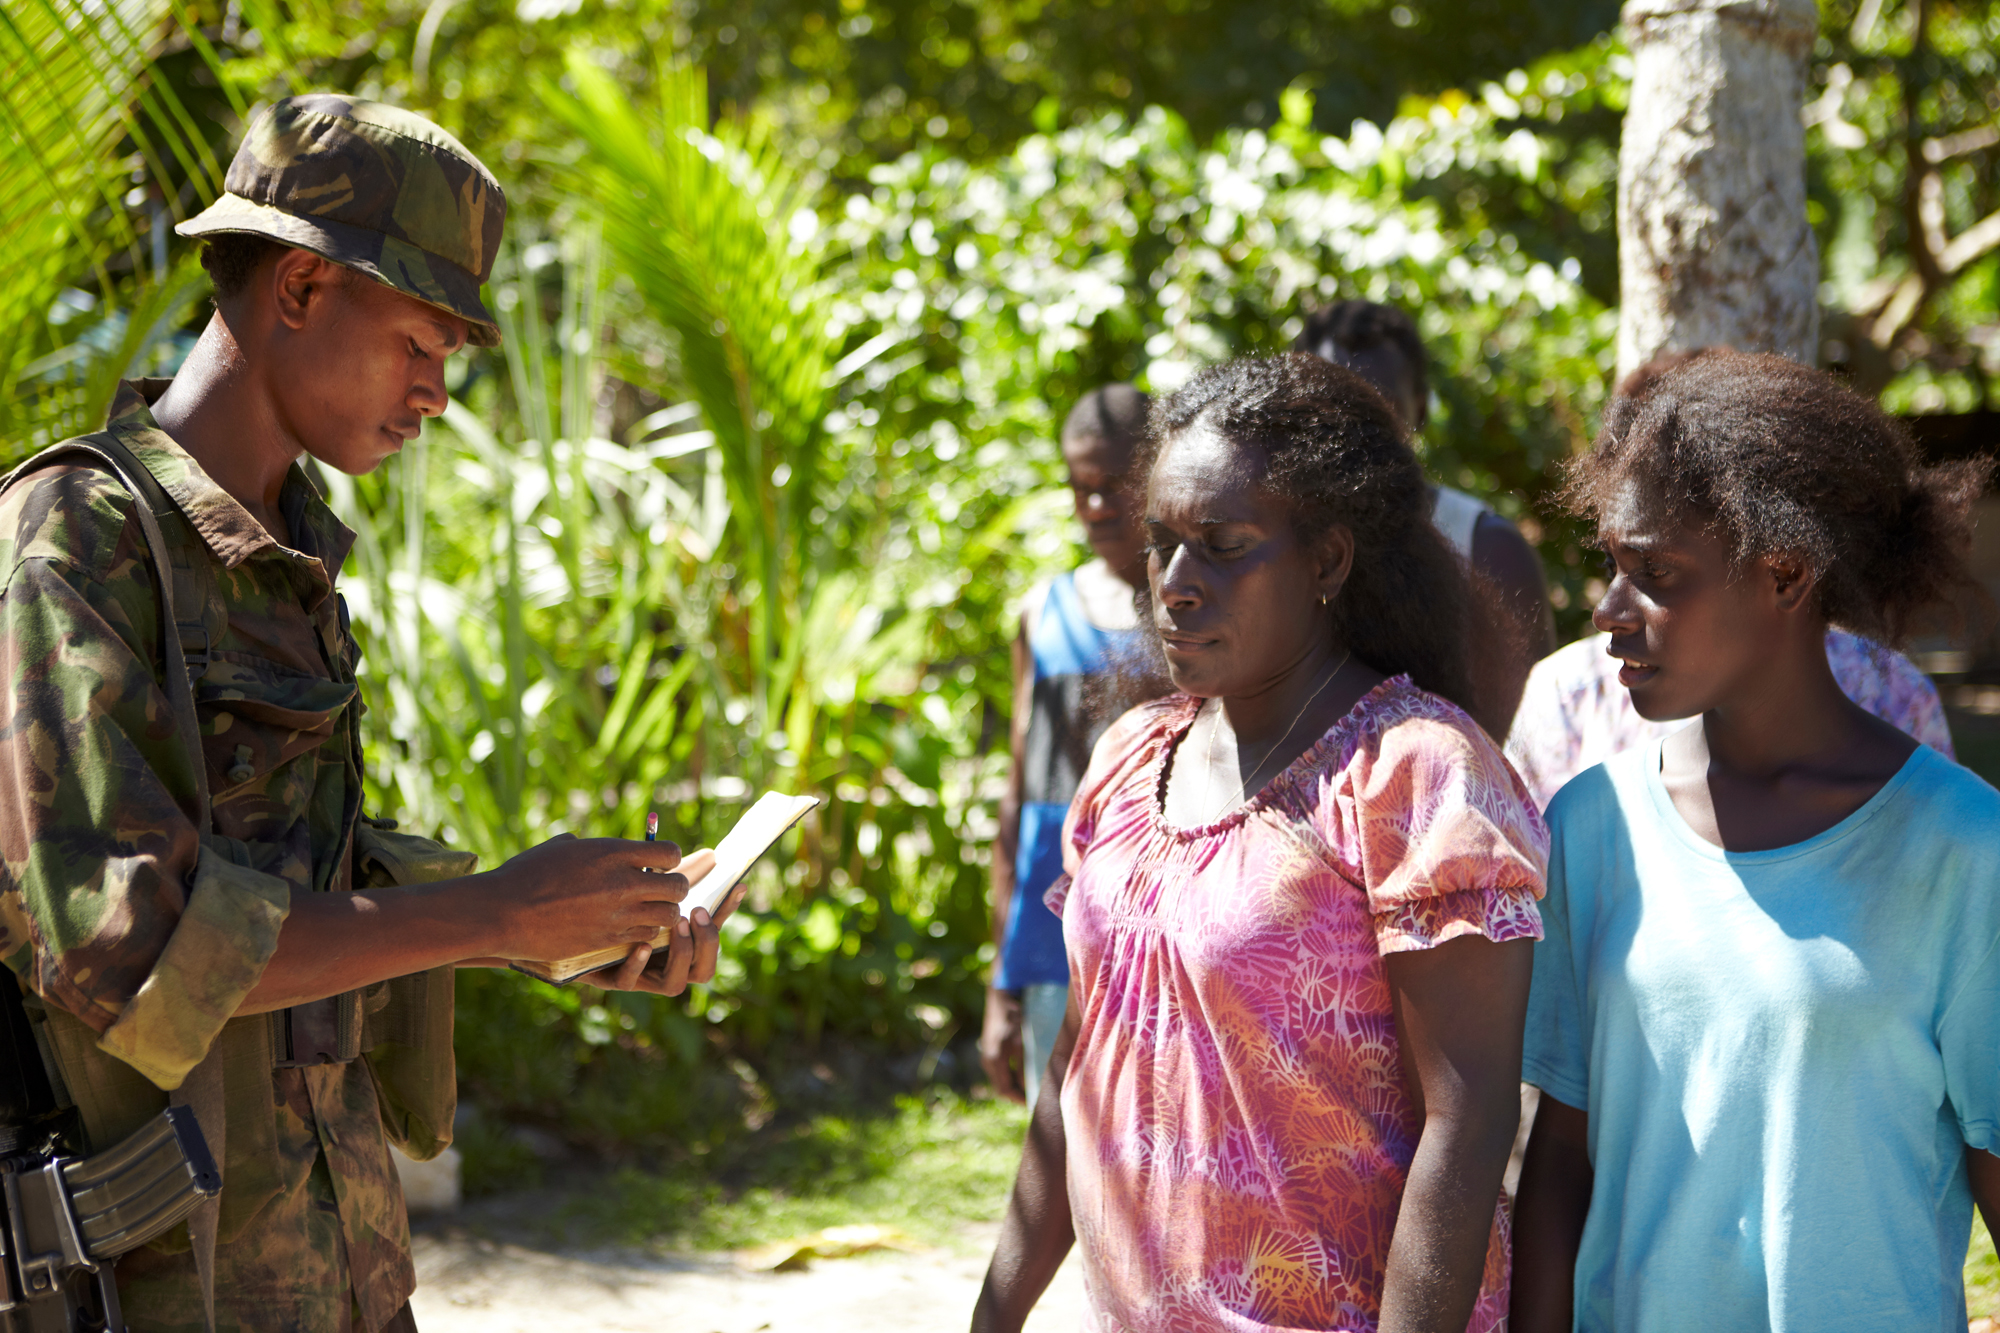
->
xmin=585 ymin=849 xmax=747 ymax=996
xmin=486 ymin=833 xmax=690 ymax=964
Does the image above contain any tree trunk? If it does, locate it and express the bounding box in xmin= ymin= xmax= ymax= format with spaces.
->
xmin=1616 ymin=0 xmax=1820 ymax=381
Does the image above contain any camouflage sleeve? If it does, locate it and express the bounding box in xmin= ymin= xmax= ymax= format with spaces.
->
xmin=0 ymin=471 xmax=276 ymax=1086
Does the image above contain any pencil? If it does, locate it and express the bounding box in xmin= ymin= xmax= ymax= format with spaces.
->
xmin=645 ymin=811 xmax=659 ymax=841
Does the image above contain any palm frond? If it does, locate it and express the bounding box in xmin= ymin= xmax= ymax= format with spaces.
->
xmin=536 ymin=55 xmax=841 ymax=723
xmin=0 ymin=0 xmax=226 ymax=451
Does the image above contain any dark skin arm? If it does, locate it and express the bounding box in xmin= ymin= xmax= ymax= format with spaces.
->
xmin=1508 ymin=1093 xmax=1591 ymax=1333
xmin=1379 ymin=934 xmax=1534 ymax=1333
xmin=1470 ymin=512 xmax=1556 ymax=738
xmin=1969 ymin=1147 xmax=2000 ymax=1248
xmin=238 ymin=841 xmax=733 ymax=1012
xmin=972 ymin=987 xmax=1081 ymax=1333
xmin=980 ymin=616 xmax=1035 ymax=1103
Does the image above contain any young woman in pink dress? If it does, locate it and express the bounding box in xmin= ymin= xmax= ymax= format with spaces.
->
xmin=972 ymin=354 xmax=1550 ymax=1333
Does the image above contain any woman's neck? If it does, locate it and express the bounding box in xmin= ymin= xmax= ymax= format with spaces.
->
xmin=1661 ymin=623 xmax=1918 ymax=851
xmin=1687 ymin=629 xmax=1859 ymax=778
xmin=1164 ymin=642 xmax=1386 ymax=828
xmin=1216 ymin=642 xmax=1352 ymax=747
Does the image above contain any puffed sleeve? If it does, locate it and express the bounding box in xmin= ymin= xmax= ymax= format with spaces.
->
xmin=1337 ymin=695 xmax=1547 ymax=956
xmin=0 ymin=474 xmax=288 ymax=1090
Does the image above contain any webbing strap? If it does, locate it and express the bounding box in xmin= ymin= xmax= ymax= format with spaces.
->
xmin=0 ymin=436 xmax=213 ymax=821
xmin=2 ymin=434 xmax=220 ymax=1329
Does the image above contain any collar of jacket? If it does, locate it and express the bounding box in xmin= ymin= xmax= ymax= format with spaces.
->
xmin=107 ymin=379 xmax=357 ymax=594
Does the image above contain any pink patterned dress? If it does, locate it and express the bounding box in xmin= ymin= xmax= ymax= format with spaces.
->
xmin=1047 ymin=677 xmax=1548 ymax=1333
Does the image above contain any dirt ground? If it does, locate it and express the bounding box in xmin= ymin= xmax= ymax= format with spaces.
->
xmin=407 ymin=1221 xmax=1087 ymax=1333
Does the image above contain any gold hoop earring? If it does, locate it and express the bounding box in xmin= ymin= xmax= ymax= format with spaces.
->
xmin=1319 ymin=594 xmax=1328 ymax=607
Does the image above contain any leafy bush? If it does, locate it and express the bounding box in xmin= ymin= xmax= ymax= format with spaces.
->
xmin=288 ymin=52 xmax=1638 ymax=1162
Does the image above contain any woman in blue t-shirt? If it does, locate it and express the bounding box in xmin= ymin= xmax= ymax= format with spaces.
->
xmin=1511 ymin=350 xmax=2000 ymax=1333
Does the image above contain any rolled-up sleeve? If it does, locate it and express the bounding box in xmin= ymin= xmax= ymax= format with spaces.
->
xmin=0 ymin=537 xmax=285 ymax=1089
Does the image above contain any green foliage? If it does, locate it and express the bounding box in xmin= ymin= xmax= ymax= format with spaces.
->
xmin=1973 ymin=1211 xmax=2000 ymax=1318
xmin=1807 ymin=1 xmax=2000 ymax=406
xmin=664 ymin=0 xmax=1622 ymax=167
xmin=820 ymin=57 xmax=1623 ymax=635
xmin=0 ymin=0 xmax=223 ymax=445
xmin=539 ymin=56 xmax=841 ymax=751
xmin=320 ymin=136 xmax=1007 ymax=1148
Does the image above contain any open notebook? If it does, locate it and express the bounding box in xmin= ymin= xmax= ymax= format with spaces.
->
xmin=510 ymin=791 xmax=821 ymax=985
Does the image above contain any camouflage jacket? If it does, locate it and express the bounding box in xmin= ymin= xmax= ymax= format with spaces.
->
xmin=0 ymin=381 xmax=417 ymax=1331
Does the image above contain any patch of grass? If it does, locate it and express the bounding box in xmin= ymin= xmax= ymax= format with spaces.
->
xmin=565 ymin=1091 xmax=1030 ymax=1251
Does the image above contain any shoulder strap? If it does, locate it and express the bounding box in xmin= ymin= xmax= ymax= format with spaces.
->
xmin=2 ymin=435 xmax=212 ymax=829
xmin=3 ymin=435 xmax=224 ymax=1330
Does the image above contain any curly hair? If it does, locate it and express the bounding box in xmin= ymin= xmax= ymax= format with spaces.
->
xmin=1567 ymin=350 xmax=1991 ymax=646
xmin=1291 ymin=300 xmax=1429 ymax=428
xmin=1140 ymin=353 xmax=1489 ymax=714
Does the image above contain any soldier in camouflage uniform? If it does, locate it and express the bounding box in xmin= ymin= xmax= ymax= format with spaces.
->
xmin=0 ymin=96 xmax=732 ymax=1332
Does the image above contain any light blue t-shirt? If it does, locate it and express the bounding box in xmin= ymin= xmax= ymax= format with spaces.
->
xmin=1525 ymin=740 xmax=2000 ymax=1333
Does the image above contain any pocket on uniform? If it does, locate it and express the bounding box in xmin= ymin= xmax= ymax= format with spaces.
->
xmin=196 ymin=651 xmax=357 ymax=794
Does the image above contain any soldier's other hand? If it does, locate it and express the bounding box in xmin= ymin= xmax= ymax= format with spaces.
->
xmin=676 ymin=847 xmax=718 ymax=888
xmin=587 ymin=848 xmax=739 ymax=996
xmin=487 ymin=833 xmax=687 ymax=965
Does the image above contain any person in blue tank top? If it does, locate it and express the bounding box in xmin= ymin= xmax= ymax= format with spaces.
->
xmin=1511 ymin=350 xmax=2000 ymax=1333
xmin=979 ymin=384 xmax=1153 ymax=1107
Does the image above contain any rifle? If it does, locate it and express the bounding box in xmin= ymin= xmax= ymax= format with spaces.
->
xmin=2 ymin=978 xmax=220 ymax=1333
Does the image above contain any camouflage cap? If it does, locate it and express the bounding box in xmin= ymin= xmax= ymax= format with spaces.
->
xmin=178 ymin=95 xmax=506 ymax=347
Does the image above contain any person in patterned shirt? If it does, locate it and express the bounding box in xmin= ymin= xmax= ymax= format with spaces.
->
xmin=0 ymin=97 xmax=726 ymax=1332
xmin=974 ymin=354 xmax=1547 ymax=1333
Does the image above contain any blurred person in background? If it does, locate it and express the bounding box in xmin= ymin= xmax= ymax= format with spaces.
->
xmin=981 ymin=384 xmax=1152 ymax=1108
xmin=1296 ymin=300 xmax=1556 ymax=734
xmin=1504 ymin=349 xmax=1953 ymax=811
xmin=974 ymin=355 xmax=1546 ymax=1333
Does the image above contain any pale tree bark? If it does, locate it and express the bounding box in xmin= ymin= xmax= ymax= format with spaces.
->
xmin=1616 ymin=0 xmax=1820 ymax=381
